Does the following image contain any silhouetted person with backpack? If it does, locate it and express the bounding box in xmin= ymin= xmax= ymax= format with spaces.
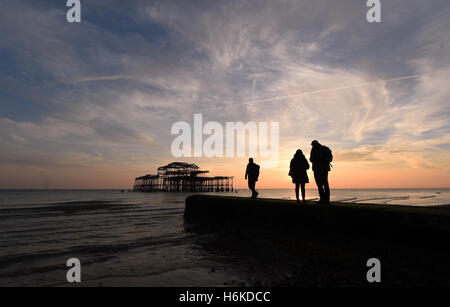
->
xmin=310 ymin=140 xmax=333 ymax=204
xmin=245 ymin=158 xmax=260 ymax=199
xmin=289 ymin=149 xmax=310 ymax=204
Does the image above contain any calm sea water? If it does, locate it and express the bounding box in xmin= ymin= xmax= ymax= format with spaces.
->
xmin=0 ymin=188 xmax=448 ymax=286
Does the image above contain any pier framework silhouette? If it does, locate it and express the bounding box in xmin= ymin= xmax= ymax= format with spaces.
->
xmin=133 ymin=162 xmax=234 ymax=192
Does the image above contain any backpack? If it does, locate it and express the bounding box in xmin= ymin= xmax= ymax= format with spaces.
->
xmin=322 ymin=146 xmax=333 ymax=164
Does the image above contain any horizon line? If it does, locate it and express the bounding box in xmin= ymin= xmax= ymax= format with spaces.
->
xmin=1 ymin=187 xmax=449 ymax=191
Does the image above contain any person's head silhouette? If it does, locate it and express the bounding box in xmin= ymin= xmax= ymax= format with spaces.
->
xmin=295 ymin=149 xmax=304 ymax=158
xmin=311 ymin=140 xmax=320 ymax=147
xmin=249 ymin=158 xmax=254 ymax=164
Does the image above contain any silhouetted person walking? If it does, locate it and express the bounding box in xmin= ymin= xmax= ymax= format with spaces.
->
xmin=245 ymin=158 xmax=260 ymax=198
xmin=310 ymin=140 xmax=333 ymax=204
xmin=289 ymin=149 xmax=310 ymax=204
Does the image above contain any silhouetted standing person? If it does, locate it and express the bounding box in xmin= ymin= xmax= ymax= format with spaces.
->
xmin=289 ymin=149 xmax=310 ymax=204
xmin=245 ymin=158 xmax=260 ymax=199
xmin=310 ymin=140 xmax=333 ymax=204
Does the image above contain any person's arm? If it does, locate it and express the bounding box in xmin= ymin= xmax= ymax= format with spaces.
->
xmin=255 ymin=165 xmax=260 ymax=181
xmin=245 ymin=164 xmax=248 ymax=180
xmin=310 ymin=149 xmax=316 ymax=163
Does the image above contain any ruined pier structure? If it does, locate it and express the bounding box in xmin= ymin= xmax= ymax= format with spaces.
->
xmin=133 ymin=162 xmax=234 ymax=192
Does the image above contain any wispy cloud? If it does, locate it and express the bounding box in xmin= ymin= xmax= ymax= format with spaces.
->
xmin=0 ymin=0 xmax=449 ymax=188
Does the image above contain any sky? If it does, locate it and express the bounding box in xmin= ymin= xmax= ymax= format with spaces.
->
xmin=0 ymin=0 xmax=449 ymax=189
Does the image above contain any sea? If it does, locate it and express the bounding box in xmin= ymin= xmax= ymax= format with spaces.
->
xmin=0 ymin=188 xmax=449 ymax=287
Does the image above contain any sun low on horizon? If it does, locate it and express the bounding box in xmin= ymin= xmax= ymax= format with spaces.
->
xmin=1 ymin=0 xmax=449 ymax=190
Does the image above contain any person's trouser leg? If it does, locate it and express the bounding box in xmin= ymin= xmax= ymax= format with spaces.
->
xmin=248 ymin=179 xmax=257 ymax=198
xmin=314 ymin=171 xmax=324 ymax=202
xmin=323 ymin=172 xmax=330 ymax=203
xmin=295 ymin=183 xmax=300 ymax=201
xmin=301 ymin=183 xmax=306 ymax=201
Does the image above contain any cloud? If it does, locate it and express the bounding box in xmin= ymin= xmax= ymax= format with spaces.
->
xmin=334 ymin=146 xmax=382 ymax=162
xmin=0 ymin=0 xmax=449 ymax=187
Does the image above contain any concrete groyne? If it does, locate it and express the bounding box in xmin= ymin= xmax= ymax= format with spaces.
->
xmin=184 ymin=195 xmax=450 ymax=239
xmin=184 ymin=195 xmax=450 ymax=286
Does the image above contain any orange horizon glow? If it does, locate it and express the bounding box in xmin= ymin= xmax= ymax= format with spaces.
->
xmin=2 ymin=155 xmax=448 ymax=190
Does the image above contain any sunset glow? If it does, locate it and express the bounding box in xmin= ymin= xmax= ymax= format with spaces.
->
xmin=1 ymin=1 xmax=449 ymax=189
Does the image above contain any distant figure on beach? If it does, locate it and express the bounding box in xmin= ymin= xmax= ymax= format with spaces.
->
xmin=289 ymin=149 xmax=310 ymax=204
xmin=245 ymin=158 xmax=260 ymax=199
xmin=310 ymin=140 xmax=333 ymax=204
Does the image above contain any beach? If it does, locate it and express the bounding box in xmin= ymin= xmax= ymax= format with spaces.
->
xmin=0 ymin=189 xmax=449 ymax=287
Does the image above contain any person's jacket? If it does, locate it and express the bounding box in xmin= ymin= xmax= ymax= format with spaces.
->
xmin=289 ymin=156 xmax=309 ymax=178
xmin=310 ymin=145 xmax=330 ymax=172
xmin=246 ymin=163 xmax=260 ymax=181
